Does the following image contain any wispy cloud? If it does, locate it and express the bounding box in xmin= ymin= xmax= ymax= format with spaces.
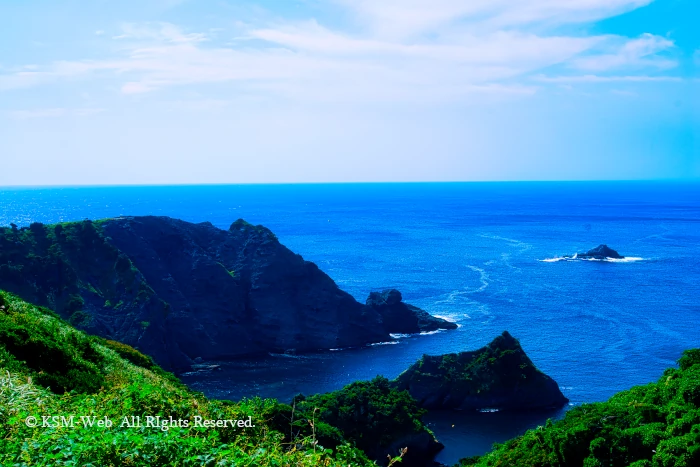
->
xmin=571 ymin=34 xmax=677 ymax=71
xmin=334 ymin=0 xmax=653 ymax=38
xmin=534 ymin=74 xmax=683 ymax=83
xmin=0 ymin=1 xmax=682 ymax=102
xmin=112 ymin=22 xmax=208 ymax=43
xmin=8 ymin=108 xmax=105 ymax=120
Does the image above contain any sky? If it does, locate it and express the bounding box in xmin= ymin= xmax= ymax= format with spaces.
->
xmin=0 ymin=0 xmax=698 ymax=185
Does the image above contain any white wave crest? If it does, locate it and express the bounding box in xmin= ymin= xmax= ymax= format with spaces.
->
xmin=368 ymin=341 xmax=399 ymax=346
xmin=419 ymin=329 xmax=445 ymax=336
xmin=539 ymin=255 xmax=644 ymax=263
xmin=432 ymin=314 xmax=457 ymax=323
xmin=604 ymin=256 xmax=644 ymax=263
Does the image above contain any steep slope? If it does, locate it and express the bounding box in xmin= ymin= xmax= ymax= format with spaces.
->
xmin=0 ymin=290 xmax=435 ymax=467
xmin=393 ymin=331 xmax=568 ymax=411
xmin=0 ymin=217 xmax=459 ymax=371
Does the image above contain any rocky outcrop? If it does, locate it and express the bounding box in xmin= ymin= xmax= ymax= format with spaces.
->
xmin=0 ymin=216 xmax=457 ymax=372
xmin=392 ymin=331 xmax=568 ymax=411
xmin=570 ymin=244 xmax=624 ymax=260
xmin=365 ymin=289 xmax=458 ymax=334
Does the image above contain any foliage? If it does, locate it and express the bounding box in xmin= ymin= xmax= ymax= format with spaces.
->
xmin=0 ymin=220 xmax=151 ymax=327
xmin=264 ymin=376 xmax=430 ymax=464
xmin=433 ymin=331 xmax=541 ymax=389
xmin=457 ymin=349 xmax=700 ymax=467
xmin=0 ymin=291 xmax=375 ymax=467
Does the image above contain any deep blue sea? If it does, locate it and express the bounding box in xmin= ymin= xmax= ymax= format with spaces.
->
xmin=2 ymin=181 xmax=699 ymax=464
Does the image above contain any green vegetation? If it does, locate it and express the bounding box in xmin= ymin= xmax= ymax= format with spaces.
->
xmin=0 ymin=290 xmax=379 ymax=466
xmin=458 ymin=350 xmax=700 ymax=467
xmin=393 ymin=331 xmax=567 ymax=411
xmin=230 ymin=218 xmax=279 ymax=241
xmin=430 ymin=331 xmax=543 ymax=387
xmin=0 ymin=221 xmax=151 ymax=323
xmin=266 ymin=376 xmax=434 ymax=463
xmin=2 ymin=286 xmax=698 ymax=467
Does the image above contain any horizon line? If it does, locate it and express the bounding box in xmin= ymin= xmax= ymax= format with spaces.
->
xmin=1 ymin=178 xmax=698 ymax=189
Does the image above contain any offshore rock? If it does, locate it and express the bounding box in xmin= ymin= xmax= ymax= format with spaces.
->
xmin=392 ymin=331 xmax=569 ymax=411
xmin=572 ymin=244 xmax=624 ymax=260
xmin=366 ymin=289 xmax=458 ymax=334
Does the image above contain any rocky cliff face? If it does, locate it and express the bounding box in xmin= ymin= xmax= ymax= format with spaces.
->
xmin=392 ymin=331 xmax=568 ymax=411
xmin=366 ymin=289 xmax=458 ymax=334
xmin=0 ymin=216 xmax=455 ymax=371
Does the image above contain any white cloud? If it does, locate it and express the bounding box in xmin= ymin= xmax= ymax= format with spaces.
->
xmin=534 ymin=74 xmax=682 ymax=83
xmin=8 ymin=108 xmax=105 ymax=120
xmin=112 ymin=22 xmax=207 ymax=43
xmin=334 ymin=0 xmax=653 ymax=38
xmin=572 ymin=34 xmax=676 ymax=71
xmin=0 ymin=1 xmax=681 ymax=102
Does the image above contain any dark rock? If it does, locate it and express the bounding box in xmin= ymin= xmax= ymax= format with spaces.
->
xmin=572 ymin=244 xmax=624 ymax=260
xmin=366 ymin=289 xmax=458 ymax=334
xmin=392 ymin=331 xmax=569 ymax=411
xmin=0 ymin=216 xmax=456 ymax=372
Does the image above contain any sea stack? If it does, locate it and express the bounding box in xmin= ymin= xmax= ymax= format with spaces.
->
xmin=365 ymin=289 xmax=458 ymax=334
xmin=392 ymin=331 xmax=569 ymax=411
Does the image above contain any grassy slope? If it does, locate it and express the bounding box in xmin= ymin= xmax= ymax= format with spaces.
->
xmin=3 ymin=286 xmax=699 ymax=467
xmin=458 ymin=350 xmax=700 ymax=467
xmin=0 ymin=290 xmax=376 ymax=467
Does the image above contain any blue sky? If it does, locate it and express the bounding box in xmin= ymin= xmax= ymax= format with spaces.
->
xmin=0 ymin=0 xmax=698 ymax=185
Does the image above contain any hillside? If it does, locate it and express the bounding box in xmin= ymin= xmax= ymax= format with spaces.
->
xmin=0 ymin=290 xmax=427 ymax=466
xmin=457 ymin=349 xmax=700 ymax=467
xmin=0 ymin=217 xmax=454 ymax=371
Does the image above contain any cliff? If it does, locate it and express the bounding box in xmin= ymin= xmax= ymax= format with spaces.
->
xmin=0 ymin=216 xmax=454 ymax=371
xmin=393 ymin=331 xmax=568 ymax=411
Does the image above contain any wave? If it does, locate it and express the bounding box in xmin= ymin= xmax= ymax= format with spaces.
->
xmin=419 ymin=329 xmax=445 ymax=336
xmin=389 ymin=333 xmax=411 ymax=339
xmin=603 ymin=256 xmax=644 ymax=263
xmin=435 ymin=266 xmax=490 ymax=305
xmin=432 ymin=314 xmax=457 ymax=323
xmin=267 ymin=352 xmax=308 ymax=359
xmin=368 ymin=341 xmax=399 ymax=346
xmin=539 ymin=255 xmax=644 ymax=263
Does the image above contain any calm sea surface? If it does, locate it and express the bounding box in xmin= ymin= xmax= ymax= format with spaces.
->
xmin=2 ymin=182 xmax=699 ymax=464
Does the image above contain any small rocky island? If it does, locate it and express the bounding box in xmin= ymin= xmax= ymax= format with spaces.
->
xmin=392 ymin=331 xmax=569 ymax=411
xmin=568 ymin=244 xmax=624 ymax=260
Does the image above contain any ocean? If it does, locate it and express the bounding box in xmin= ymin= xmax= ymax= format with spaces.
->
xmin=1 ymin=181 xmax=699 ymax=464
